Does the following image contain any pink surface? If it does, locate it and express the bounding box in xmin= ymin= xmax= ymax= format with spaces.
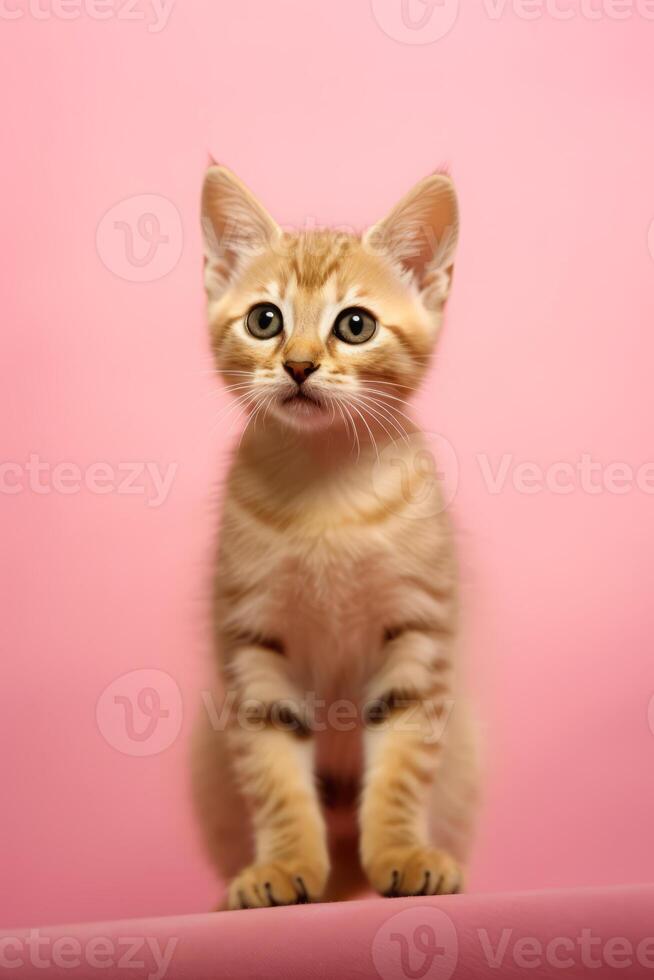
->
xmin=1 ymin=0 xmax=654 ymax=930
xmin=3 ymin=888 xmax=654 ymax=979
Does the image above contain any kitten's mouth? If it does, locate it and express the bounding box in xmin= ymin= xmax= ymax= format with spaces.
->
xmin=274 ymin=387 xmax=331 ymax=430
xmin=282 ymin=389 xmax=322 ymax=411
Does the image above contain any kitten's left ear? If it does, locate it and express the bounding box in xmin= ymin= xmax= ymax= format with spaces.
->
xmin=363 ymin=173 xmax=459 ymax=308
xmin=201 ymin=165 xmax=281 ymax=297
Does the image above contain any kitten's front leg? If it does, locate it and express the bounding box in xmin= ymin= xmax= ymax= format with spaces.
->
xmin=224 ymin=642 xmax=329 ymax=909
xmin=359 ymin=627 xmax=463 ymax=897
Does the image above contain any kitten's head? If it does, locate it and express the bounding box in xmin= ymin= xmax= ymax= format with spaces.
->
xmin=201 ymin=166 xmax=458 ymax=433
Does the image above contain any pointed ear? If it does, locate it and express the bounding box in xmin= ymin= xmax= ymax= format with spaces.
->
xmin=201 ymin=165 xmax=281 ymax=297
xmin=363 ymin=174 xmax=459 ymax=308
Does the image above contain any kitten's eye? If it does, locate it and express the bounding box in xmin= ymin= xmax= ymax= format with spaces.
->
xmin=333 ymin=307 xmax=377 ymax=345
xmin=246 ymin=303 xmax=284 ymax=340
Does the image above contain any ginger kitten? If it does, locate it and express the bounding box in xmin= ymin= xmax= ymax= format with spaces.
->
xmin=192 ymin=166 xmax=478 ymax=909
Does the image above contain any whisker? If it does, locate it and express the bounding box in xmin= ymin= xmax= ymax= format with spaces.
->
xmin=211 ymin=391 xmax=256 ymax=432
xmin=227 ymin=390 xmax=276 ymax=440
xmin=221 ymin=370 xmax=277 ymax=382
xmin=347 ymin=401 xmax=379 ymax=463
xmin=349 ymin=394 xmax=409 ymax=445
xmin=199 ymin=383 xmax=259 ymax=413
xmin=238 ymin=397 xmax=264 ymax=450
xmin=255 ymin=394 xmax=275 ymax=432
xmin=347 ymin=396 xmax=397 ymax=444
xmin=219 ymin=383 xmax=259 ymax=393
xmin=333 ymin=397 xmax=349 ymax=440
xmin=355 ymin=386 xmax=414 ymax=409
xmin=354 ymin=394 xmax=414 ymax=444
xmin=357 ymin=397 xmax=410 ymax=443
xmin=334 ymin=396 xmax=360 ymax=460
xmin=356 ymin=379 xmax=419 ymax=393
xmin=355 ymin=391 xmax=417 ymax=429
xmin=225 ymin=402 xmax=252 ymax=440
xmin=346 ymin=403 xmax=361 ymax=461
xmin=262 ymin=394 xmax=276 ymax=426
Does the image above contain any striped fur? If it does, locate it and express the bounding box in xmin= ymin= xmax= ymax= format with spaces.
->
xmin=192 ymin=167 xmax=478 ymax=909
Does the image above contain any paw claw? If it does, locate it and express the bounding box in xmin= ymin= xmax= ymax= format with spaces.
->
xmin=418 ymin=870 xmax=431 ymax=896
xmin=295 ymin=876 xmax=309 ymax=903
xmin=264 ymin=881 xmax=278 ymax=906
xmin=367 ymin=846 xmax=463 ymax=898
xmin=383 ymin=868 xmax=401 ymax=898
xmin=228 ymin=861 xmax=328 ymax=910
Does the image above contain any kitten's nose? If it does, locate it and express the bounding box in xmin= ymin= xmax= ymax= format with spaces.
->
xmin=283 ymin=361 xmax=319 ymax=385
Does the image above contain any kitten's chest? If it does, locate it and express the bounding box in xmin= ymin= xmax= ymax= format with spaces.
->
xmin=217 ymin=434 xmax=451 ymax=690
xmin=222 ymin=514 xmax=398 ymax=690
xmin=270 ymin=535 xmax=387 ymax=671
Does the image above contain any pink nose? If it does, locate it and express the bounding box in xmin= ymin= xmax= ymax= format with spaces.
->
xmin=283 ymin=361 xmax=318 ymax=385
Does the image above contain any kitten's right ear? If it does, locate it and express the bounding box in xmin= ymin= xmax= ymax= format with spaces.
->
xmin=363 ymin=173 xmax=459 ymax=309
xmin=201 ymin=166 xmax=281 ymax=297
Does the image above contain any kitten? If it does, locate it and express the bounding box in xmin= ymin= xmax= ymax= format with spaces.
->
xmin=192 ymin=166 xmax=478 ymax=909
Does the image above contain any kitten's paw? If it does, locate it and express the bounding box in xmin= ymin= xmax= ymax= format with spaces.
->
xmin=228 ymin=860 xmax=328 ymax=910
xmin=366 ymin=846 xmax=463 ymax=897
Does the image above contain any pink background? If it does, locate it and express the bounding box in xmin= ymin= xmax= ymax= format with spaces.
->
xmin=1 ymin=0 xmax=653 ymax=929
